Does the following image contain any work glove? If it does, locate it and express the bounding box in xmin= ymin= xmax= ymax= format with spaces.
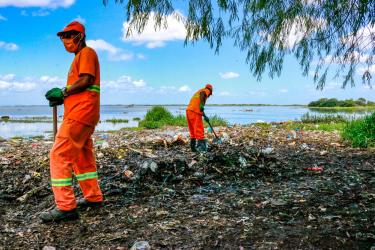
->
xmin=49 ymin=98 xmax=64 ymax=107
xmin=45 ymin=87 xmax=64 ymax=101
xmin=200 ymin=104 xmax=204 ymax=112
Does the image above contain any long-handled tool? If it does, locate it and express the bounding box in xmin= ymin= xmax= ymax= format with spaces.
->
xmin=53 ymin=106 xmax=57 ymax=141
xmin=203 ymin=112 xmax=222 ymax=144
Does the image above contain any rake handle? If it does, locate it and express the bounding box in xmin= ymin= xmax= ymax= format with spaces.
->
xmin=53 ymin=106 xmax=57 ymax=141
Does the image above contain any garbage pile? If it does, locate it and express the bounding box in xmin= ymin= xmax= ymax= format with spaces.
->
xmin=0 ymin=125 xmax=374 ymax=249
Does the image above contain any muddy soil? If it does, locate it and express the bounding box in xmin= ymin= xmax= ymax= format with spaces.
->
xmin=0 ymin=125 xmax=374 ymax=249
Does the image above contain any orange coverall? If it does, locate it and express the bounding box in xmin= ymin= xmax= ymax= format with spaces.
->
xmin=186 ymin=88 xmax=211 ymax=140
xmin=50 ymin=47 xmax=103 ymax=211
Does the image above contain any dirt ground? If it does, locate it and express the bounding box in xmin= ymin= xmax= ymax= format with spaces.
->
xmin=0 ymin=125 xmax=374 ymax=249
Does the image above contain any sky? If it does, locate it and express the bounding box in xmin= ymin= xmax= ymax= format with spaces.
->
xmin=0 ymin=0 xmax=373 ymax=105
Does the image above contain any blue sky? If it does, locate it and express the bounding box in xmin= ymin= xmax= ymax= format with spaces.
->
xmin=0 ymin=0 xmax=373 ymax=105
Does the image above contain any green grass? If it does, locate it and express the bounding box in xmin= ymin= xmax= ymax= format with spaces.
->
xmin=301 ymin=112 xmax=349 ymax=123
xmin=341 ymin=112 xmax=375 ymax=148
xmin=282 ymin=121 xmax=345 ymax=132
xmin=1 ymin=116 xmax=53 ymax=123
xmin=31 ymin=135 xmax=45 ymax=140
xmin=308 ymin=106 xmax=375 ymax=113
xmin=105 ymin=119 xmax=129 ymax=124
xmin=138 ymin=106 xmax=228 ymax=129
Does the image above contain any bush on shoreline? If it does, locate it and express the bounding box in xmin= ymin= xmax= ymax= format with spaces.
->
xmin=342 ymin=112 xmax=375 ymax=148
xmin=308 ymin=98 xmax=375 ymax=108
xmin=139 ymin=106 xmax=228 ymax=129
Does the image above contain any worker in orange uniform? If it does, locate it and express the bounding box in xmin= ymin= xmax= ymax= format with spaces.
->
xmin=186 ymin=84 xmax=213 ymax=152
xmin=41 ymin=21 xmax=103 ymax=222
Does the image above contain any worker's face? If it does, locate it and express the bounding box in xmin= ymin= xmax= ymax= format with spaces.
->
xmin=59 ymin=32 xmax=83 ymax=53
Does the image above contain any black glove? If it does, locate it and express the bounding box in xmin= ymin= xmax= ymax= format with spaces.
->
xmin=49 ymin=98 xmax=64 ymax=107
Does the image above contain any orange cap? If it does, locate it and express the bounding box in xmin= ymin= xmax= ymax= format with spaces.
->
xmin=57 ymin=21 xmax=85 ymax=36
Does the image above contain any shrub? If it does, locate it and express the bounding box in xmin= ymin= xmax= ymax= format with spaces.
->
xmin=139 ymin=106 xmax=228 ymax=129
xmin=342 ymin=112 xmax=375 ymax=148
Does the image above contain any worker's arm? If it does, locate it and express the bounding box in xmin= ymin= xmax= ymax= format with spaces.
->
xmin=64 ymin=74 xmax=94 ymax=96
xmin=199 ymin=91 xmax=207 ymax=112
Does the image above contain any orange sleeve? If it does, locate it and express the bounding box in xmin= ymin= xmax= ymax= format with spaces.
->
xmin=78 ymin=48 xmax=97 ymax=77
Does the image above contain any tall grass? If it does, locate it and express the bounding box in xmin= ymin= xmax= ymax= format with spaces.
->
xmin=342 ymin=112 xmax=375 ymax=148
xmin=139 ymin=106 xmax=228 ymax=129
xmin=301 ymin=112 xmax=348 ymax=123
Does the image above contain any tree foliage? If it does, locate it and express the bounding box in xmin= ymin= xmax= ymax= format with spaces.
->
xmin=308 ymin=97 xmax=375 ymax=107
xmin=103 ymin=0 xmax=375 ymax=89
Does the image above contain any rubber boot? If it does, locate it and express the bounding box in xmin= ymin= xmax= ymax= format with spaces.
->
xmin=196 ymin=139 xmax=207 ymax=153
xmin=77 ymin=198 xmax=104 ymax=210
xmin=40 ymin=207 xmax=79 ymax=223
xmin=190 ymin=139 xmax=197 ymax=152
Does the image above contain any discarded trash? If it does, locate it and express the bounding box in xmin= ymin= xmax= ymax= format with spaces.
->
xmin=261 ymin=147 xmax=274 ymax=154
xmin=130 ymin=241 xmax=151 ymax=250
xmin=124 ymin=170 xmax=134 ymax=179
xmin=304 ymin=166 xmax=324 ymax=172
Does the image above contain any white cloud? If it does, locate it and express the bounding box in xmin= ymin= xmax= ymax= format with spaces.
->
xmin=40 ymin=75 xmax=64 ymax=84
xmin=0 ymin=41 xmax=19 ymax=51
xmin=0 ymin=14 xmax=7 ymax=21
xmin=102 ymin=75 xmax=147 ymax=90
xmin=0 ymin=80 xmax=11 ymax=90
xmin=0 ymin=75 xmax=37 ymax=92
xmin=137 ymin=53 xmax=146 ymax=60
xmin=279 ymin=89 xmax=288 ymax=93
xmin=0 ymin=74 xmax=15 ymax=81
xmin=269 ymin=16 xmax=326 ymax=49
xmin=73 ymin=15 xmax=86 ymax=24
xmin=219 ymin=71 xmax=240 ymax=79
xmin=178 ymin=85 xmax=191 ymax=92
xmin=133 ymin=79 xmax=146 ymax=87
xmin=219 ymin=91 xmax=231 ymax=96
xmin=342 ymin=24 xmax=375 ymax=51
xmin=0 ymin=0 xmax=75 ymax=8
xmin=87 ymin=39 xmax=133 ymax=61
xmin=122 ymin=11 xmax=187 ymax=48
xmin=357 ymin=65 xmax=375 ymax=75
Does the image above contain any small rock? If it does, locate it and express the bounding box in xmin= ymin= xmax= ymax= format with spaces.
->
xmin=97 ymin=152 xmax=104 ymax=158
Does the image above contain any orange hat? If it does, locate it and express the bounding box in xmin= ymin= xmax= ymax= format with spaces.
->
xmin=205 ymin=84 xmax=213 ymax=91
xmin=57 ymin=21 xmax=85 ymax=36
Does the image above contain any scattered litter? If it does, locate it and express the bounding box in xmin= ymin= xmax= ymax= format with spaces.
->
xmin=261 ymin=147 xmax=274 ymax=154
xmin=130 ymin=241 xmax=151 ymax=250
xmin=0 ymin=125 xmax=374 ymax=249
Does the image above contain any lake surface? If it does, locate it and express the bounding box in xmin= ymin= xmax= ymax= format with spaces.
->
xmin=0 ymin=105 xmax=368 ymax=139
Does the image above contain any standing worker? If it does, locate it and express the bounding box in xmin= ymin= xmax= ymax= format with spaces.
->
xmin=186 ymin=84 xmax=213 ymax=152
xmin=42 ymin=21 xmax=103 ymax=222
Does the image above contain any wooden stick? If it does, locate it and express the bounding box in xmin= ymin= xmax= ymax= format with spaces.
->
xmin=53 ymin=106 xmax=57 ymax=140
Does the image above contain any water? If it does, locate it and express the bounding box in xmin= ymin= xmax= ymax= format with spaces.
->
xmin=0 ymin=105 xmax=368 ymax=139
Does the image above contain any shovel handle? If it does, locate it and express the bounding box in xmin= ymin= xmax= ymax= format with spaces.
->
xmin=203 ymin=112 xmax=219 ymax=139
xmin=53 ymin=106 xmax=57 ymax=141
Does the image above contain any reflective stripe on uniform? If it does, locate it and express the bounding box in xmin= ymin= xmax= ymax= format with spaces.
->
xmin=51 ymin=177 xmax=72 ymax=187
xmin=76 ymin=171 xmax=98 ymax=181
xmin=87 ymin=85 xmax=100 ymax=93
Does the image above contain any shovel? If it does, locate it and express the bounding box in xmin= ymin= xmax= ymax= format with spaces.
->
xmin=53 ymin=106 xmax=57 ymax=141
xmin=203 ymin=112 xmax=222 ymax=144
